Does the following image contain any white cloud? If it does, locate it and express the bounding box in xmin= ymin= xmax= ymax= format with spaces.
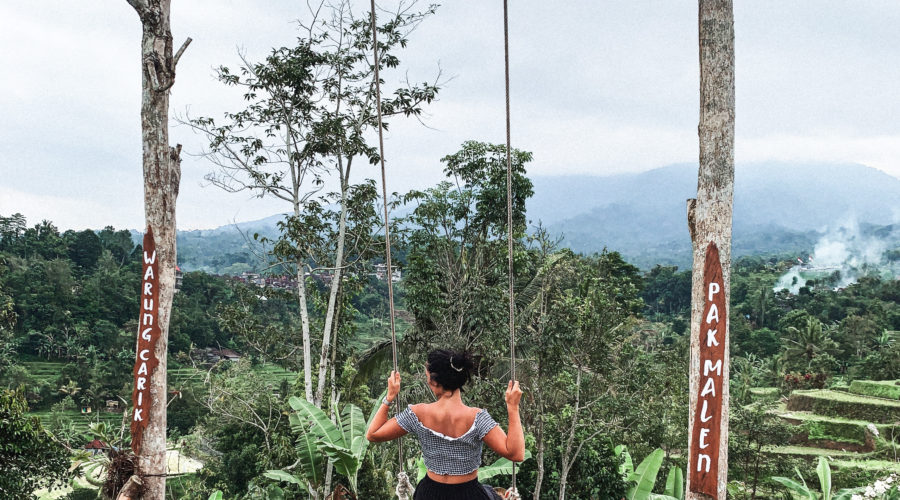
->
xmin=2 ymin=0 xmax=900 ymax=231
xmin=737 ymin=134 xmax=900 ymax=179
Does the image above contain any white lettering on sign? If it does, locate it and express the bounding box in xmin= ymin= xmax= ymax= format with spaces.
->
xmin=706 ymin=328 xmax=719 ymax=347
xmin=701 ymin=377 xmax=716 ymax=397
xmin=132 ymin=229 xmax=161 ymax=455
xmin=690 ymin=242 xmax=727 ymax=498
xmin=697 ymin=454 xmax=711 ymax=473
xmin=705 ymin=303 xmax=719 ymax=324
xmin=703 ymin=359 xmax=722 ymax=377
xmin=700 ymin=400 xmax=712 ymax=422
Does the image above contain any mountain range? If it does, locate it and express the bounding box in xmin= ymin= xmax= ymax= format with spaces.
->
xmin=167 ymin=162 xmax=900 ymax=272
xmin=532 ymin=162 xmax=900 ymax=268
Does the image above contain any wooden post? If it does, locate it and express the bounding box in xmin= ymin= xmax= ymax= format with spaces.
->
xmin=125 ymin=1 xmax=190 ymax=497
xmin=686 ymin=1 xmax=734 ymax=499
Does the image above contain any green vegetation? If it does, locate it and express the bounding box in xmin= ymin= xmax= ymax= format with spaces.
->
xmin=1 ymin=387 xmax=71 ymax=499
xmin=788 ymin=390 xmax=900 ymax=423
xmin=3 ymin=6 xmax=900 ymax=493
xmin=849 ymin=380 xmax=900 ymax=400
xmin=748 ymin=387 xmax=779 ymax=402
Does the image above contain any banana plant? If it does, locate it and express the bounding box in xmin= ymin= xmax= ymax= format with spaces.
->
xmin=661 ymin=465 xmax=684 ymax=500
xmin=615 ymin=445 xmax=683 ymax=500
xmin=477 ymin=450 xmax=533 ymax=482
xmin=771 ymin=457 xmax=866 ymax=500
xmin=264 ymin=396 xmax=375 ymax=495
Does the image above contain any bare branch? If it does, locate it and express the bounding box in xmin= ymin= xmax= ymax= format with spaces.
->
xmin=173 ymin=37 xmax=193 ymax=69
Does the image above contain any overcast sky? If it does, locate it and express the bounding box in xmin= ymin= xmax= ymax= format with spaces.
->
xmin=2 ymin=1 xmax=900 ymax=231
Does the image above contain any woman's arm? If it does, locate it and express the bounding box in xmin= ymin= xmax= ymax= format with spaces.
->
xmin=366 ymin=371 xmax=408 ymax=442
xmin=482 ymin=380 xmax=525 ymax=462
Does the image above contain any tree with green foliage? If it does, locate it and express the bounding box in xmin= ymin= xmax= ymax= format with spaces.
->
xmin=402 ymin=140 xmax=533 ymax=356
xmin=727 ymin=402 xmax=798 ymax=499
xmin=65 ymin=229 xmax=103 ymax=273
xmin=641 ymin=265 xmax=691 ymax=319
xmin=0 ymin=255 xmax=17 ymax=374
xmin=781 ymin=316 xmax=840 ymax=372
xmin=0 ymin=387 xmax=71 ymax=498
xmin=187 ymin=0 xmax=441 ymax=409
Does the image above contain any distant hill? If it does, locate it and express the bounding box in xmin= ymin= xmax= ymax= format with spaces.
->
xmin=161 ymin=162 xmax=900 ymax=272
xmin=532 ymin=163 xmax=900 ymax=268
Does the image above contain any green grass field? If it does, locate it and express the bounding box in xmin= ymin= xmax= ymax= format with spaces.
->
xmin=788 ymin=389 xmax=900 ymax=423
xmin=849 ymin=380 xmax=900 ymax=400
xmin=20 ymin=361 xmax=67 ymax=383
xmin=30 ymin=409 xmax=125 ymax=437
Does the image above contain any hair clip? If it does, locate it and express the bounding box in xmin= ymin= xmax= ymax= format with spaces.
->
xmin=449 ymin=356 xmax=464 ymax=372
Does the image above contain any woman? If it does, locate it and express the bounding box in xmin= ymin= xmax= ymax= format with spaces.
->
xmin=366 ymin=349 xmax=525 ymax=499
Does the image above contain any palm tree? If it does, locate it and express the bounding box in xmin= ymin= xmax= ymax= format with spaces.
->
xmin=873 ymin=329 xmax=898 ymax=350
xmin=781 ymin=317 xmax=839 ymax=367
xmin=58 ymin=379 xmax=82 ymax=398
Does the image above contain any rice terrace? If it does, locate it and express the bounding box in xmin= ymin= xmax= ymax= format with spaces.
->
xmin=2 ymin=1 xmax=900 ymax=499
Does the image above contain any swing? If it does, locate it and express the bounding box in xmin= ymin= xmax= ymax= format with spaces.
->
xmin=368 ymin=1 xmax=521 ymax=498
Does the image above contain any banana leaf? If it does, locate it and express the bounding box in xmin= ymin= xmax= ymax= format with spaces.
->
xmin=340 ymin=404 xmax=366 ymax=458
xmin=626 ymin=448 xmax=665 ymax=500
xmin=288 ymin=396 xmax=344 ymax=447
xmin=817 ymin=456 xmax=832 ymax=500
xmin=263 ymin=470 xmax=304 ymax=485
xmin=294 ymin=430 xmax=324 ymax=486
xmin=318 ymin=441 xmax=361 ymax=493
xmin=615 ymin=444 xmax=634 ymax=478
xmin=770 ymin=476 xmax=816 ymax=500
xmin=664 ymin=466 xmax=684 ymax=500
xmin=476 ymin=450 xmax=532 ymax=481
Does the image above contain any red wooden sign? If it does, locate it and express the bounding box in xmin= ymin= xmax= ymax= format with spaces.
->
xmin=689 ymin=242 xmax=727 ymax=498
xmin=130 ymin=227 xmax=161 ymax=454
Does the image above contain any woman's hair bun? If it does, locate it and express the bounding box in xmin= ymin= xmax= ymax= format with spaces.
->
xmin=426 ymin=349 xmax=474 ymax=392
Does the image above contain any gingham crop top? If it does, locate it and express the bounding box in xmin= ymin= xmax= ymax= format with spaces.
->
xmin=396 ymin=405 xmax=498 ymax=476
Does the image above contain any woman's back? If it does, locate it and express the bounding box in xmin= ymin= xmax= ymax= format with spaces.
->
xmin=411 ymin=402 xmax=481 ymax=438
xmin=396 ymin=403 xmax=497 ymax=476
xmin=365 ymin=349 xmax=524 ymax=499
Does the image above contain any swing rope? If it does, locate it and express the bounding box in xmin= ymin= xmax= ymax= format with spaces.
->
xmin=369 ymin=1 xmax=519 ymax=497
xmin=502 ymin=0 xmax=520 ymax=497
xmin=368 ymin=0 xmax=403 ymax=474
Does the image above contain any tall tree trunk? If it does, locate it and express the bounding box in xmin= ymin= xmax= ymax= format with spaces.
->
xmin=686 ymin=1 xmax=734 ymax=499
xmin=314 ymin=164 xmax=350 ymax=406
xmin=558 ymin=368 xmax=581 ymax=500
xmin=125 ymin=1 xmax=190 ymax=498
xmin=533 ymin=392 xmax=545 ymax=500
xmin=533 ymin=285 xmax=548 ymax=500
xmin=295 ymin=252 xmax=313 ymax=402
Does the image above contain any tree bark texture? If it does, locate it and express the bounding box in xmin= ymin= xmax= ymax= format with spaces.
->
xmin=686 ymin=1 xmax=734 ymax=499
xmin=125 ymin=0 xmax=188 ymax=497
xmin=315 ymin=173 xmax=350 ymax=407
xmin=557 ymin=368 xmax=581 ymax=500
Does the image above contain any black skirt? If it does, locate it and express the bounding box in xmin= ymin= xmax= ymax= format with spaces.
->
xmin=413 ymin=475 xmax=500 ymax=500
